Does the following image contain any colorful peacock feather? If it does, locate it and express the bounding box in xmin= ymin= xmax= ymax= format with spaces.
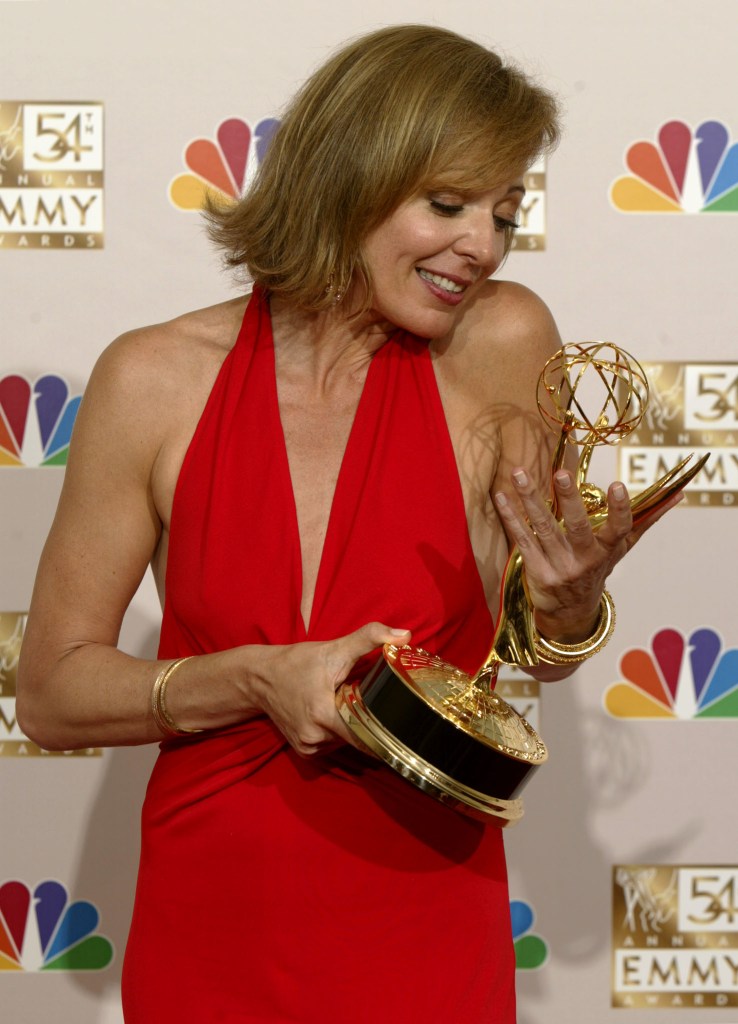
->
xmin=0 ymin=374 xmax=81 ymax=467
xmin=169 ymin=117 xmax=280 ymax=211
xmin=611 ymin=120 xmax=738 ymax=213
xmin=605 ymin=627 xmax=738 ymax=719
xmin=0 ymin=880 xmax=113 ymax=971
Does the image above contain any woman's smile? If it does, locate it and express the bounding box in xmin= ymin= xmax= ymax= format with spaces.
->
xmin=416 ymin=267 xmax=469 ymax=302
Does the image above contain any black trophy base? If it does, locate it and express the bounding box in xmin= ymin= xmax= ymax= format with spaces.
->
xmin=337 ymin=646 xmax=547 ymax=826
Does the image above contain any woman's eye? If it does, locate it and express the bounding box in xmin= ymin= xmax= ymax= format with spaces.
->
xmin=494 ymin=215 xmax=520 ymax=232
xmin=430 ymin=199 xmax=464 ymax=216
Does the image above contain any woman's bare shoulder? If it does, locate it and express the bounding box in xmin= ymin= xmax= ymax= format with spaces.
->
xmin=460 ymin=280 xmax=560 ymax=363
xmin=63 ymin=294 xmax=250 ymax=499
xmin=73 ymin=296 xmax=249 ymax=460
xmin=436 ymin=280 xmax=562 ymax=405
xmin=96 ymin=295 xmax=248 ymax=391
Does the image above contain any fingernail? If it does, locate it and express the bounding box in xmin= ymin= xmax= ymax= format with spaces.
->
xmin=555 ymin=471 xmax=572 ymax=491
xmin=512 ymin=469 xmax=528 ymax=486
xmin=390 ymin=628 xmax=410 ymax=636
xmin=612 ymin=482 xmax=626 ymax=500
xmin=495 ymin=491 xmax=508 ymax=507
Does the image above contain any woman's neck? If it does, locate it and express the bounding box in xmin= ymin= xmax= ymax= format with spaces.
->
xmin=269 ymin=293 xmax=397 ymax=387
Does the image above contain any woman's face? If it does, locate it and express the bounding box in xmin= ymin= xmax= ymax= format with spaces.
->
xmin=360 ymin=179 xmax=525 ymax=338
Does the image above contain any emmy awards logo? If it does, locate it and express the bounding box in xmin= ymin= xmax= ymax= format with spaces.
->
xmin=615 ymin=866 xmax=677 ymax=934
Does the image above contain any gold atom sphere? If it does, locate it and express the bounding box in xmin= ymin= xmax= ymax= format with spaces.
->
xmin=536 ymin=342 xmax=649 ymax=446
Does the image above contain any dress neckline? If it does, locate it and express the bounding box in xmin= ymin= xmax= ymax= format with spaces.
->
xmin=264 ymin=305 xmax=387 ymax=637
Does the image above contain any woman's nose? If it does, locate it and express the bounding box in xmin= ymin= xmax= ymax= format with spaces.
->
xmin=452 ymin=213 xmax=503 ymax=269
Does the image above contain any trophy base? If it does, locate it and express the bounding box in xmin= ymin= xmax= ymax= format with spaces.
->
xmin=337 ymin=645 xmax=547 ymax=826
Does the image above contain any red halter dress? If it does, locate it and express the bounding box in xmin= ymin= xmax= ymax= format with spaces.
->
xmin=121 ymin=289 xmax=516 ymax=1023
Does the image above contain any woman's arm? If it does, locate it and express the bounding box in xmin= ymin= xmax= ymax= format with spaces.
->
xmin=16 ymin=326 xmax=253 ymax=748
xmin=487 ymin=284 xmax=680 ymax=680
xmin=16 ymin=323 xmax=403 ymax=753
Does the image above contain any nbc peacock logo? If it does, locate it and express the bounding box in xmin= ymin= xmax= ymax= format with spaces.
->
xmin=511 ymin=899 xmax=548 ymax=970
xmin=604 ymin=627 xmax=738 ymax=720
xmin=0 ymin=880 xmax=113 ymax=972
xmin=169 ymin=116 xmax=280 ymax=212
xmin=0 ymin=373 xmax=81 ymax=467
xmin=610 ymin=120 xmax=738 ymax=213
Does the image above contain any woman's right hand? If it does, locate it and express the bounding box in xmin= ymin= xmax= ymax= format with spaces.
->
xmin=247 ymin=623 xmax=411 ymax=756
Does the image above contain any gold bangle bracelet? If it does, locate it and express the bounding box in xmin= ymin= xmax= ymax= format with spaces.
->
xmin=151 ymin=656 xmax=203 ymax=737
xmin=533 ymin=590 xmax=616 ymax=666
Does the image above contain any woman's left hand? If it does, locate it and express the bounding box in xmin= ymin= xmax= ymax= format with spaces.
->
xmin=493 ymin=465 xmax=683 ymax=643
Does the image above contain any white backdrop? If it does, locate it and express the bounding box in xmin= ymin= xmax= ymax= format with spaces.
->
xmin=2 ymin=1 xmax=737 ymax=1021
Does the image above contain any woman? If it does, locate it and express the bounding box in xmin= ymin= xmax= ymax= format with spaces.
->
xmin=17 ymin=24 xmax=676 ymax=1023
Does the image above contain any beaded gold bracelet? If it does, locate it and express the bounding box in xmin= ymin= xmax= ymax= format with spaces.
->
xmin=151 ymin=656 xmax=203 ymax=737
xmin=533 ymin=590 xmax=616 ymax=666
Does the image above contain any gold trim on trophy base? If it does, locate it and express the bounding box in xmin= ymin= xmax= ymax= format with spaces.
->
xmin=339 ymin=679 xmax=525 ymax=825
xmin=337 ymin=645 xmax=547 ymax=826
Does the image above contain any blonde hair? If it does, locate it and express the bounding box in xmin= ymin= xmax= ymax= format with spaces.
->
xmin=206 ymin=24 xmax=560 ymax=311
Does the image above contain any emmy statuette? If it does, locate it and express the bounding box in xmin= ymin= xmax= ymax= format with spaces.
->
xmin=336 ymin=344 xmax=709 ymax=825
